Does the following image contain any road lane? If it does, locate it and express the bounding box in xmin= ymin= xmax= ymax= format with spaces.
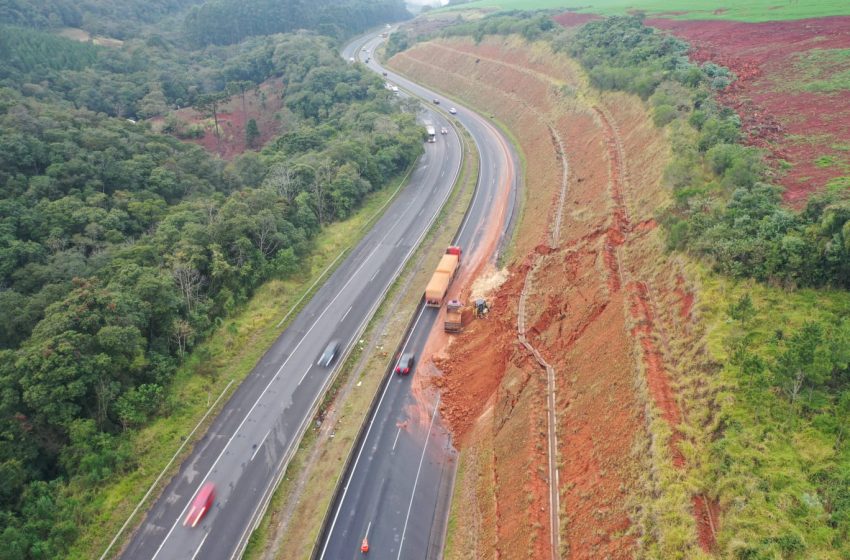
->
xmin=120 ymin=75 xmax=463 ymax=559
xmin=317 ymin=30 xmax=520 ymax=560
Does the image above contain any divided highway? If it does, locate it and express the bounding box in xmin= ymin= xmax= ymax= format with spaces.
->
xmin=119 ymin=64 xmax=463 ymax=560
xmin=317 ymin=31 xmax=519 ymax=559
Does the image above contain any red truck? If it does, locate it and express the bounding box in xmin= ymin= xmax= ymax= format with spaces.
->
xmin=424 ymin=246 xmax=461 ymax=307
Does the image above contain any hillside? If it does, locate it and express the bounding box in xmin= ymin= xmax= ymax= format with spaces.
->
xmin=0 ymin=2 xmax=423 ymax=558
xmin=388 ymin=12 xmax=850 ymax=559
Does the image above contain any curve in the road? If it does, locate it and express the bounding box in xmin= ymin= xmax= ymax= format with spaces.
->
xmin=315 ymin=29 xmax=520 ymax=560
xmin=118 ymin=52 xmax=464 ymax=560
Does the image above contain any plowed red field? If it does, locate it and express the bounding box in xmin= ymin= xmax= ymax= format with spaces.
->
xmin=646 ymin=16 xmax=850 ymax=206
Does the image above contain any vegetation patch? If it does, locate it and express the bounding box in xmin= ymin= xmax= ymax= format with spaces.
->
xmin=696 ymin=266 xmax=850 ymax=557
xmin=0 ymin=21 xmax=424 ymax=560
xmin=790 ymin=48 xmax=850 ymax=93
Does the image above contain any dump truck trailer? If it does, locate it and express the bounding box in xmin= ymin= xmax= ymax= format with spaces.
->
xmin=424 ymin=246 xmax=462 ymax=307
xmin=444 ymin=299 xmax=464 ymax=333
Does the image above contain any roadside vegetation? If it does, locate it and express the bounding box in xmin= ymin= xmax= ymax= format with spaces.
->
xmin=0 ymin=2 xmax=421 ymax=557
xmin=395 ymin=9 xmax=850 ymax=558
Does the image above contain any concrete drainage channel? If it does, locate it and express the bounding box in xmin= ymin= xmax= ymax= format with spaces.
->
xmin=516 ymin=121 xmax=570 ymax=559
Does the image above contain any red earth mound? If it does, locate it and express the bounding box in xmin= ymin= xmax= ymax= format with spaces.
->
xmin=645 ymin=16 xmax=850 ymax=206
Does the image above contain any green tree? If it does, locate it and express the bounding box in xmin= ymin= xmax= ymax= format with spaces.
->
xmin=245 ymin=118 xmax=260 ymax=148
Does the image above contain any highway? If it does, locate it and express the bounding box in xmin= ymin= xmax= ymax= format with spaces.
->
xmin=317 ymin=31 xmax=519 ymax=560
xmin=119 ymin=52 xmax=464 ymax=560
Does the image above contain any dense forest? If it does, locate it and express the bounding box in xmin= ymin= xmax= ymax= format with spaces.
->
xmin=184 ymin=0 xmax=409 ymax=46
xmin=0 ymin=0 xmax=203 ymax=38
xmin=0 ymin=3 xmax=421 ymax=557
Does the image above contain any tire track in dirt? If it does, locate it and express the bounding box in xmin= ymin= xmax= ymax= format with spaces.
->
xmin=592 ymin=104 xmax=718 ymax=552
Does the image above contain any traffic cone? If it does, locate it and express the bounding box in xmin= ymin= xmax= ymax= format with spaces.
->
xmin=360 ymin=537 xmax=369 ymax=553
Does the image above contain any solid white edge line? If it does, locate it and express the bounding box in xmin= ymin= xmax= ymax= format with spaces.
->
xmin=317 ymin=305 xmax=426 ymax=560
xmin=396 ymin=395 xmax=442 ymax=560
xmin=99 ymin=379 xmax=234 ymax=560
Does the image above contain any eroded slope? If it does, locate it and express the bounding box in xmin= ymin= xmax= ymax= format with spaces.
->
xmin=391 ymin=37 xmax=718 ymax=559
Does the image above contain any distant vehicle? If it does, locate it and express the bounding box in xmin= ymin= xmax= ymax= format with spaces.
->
xmin=395 ymin=352 xmax=415 ymax=375
xmin=425 ymin=121 xmax=436 ymax=143
xmin=432 ymin=98 xmax=440 ymax=105
xmin=317 ymin=340 xmax=341 ymax=367
xmin=441 ymin=127 xmax=448 ymax=135
xmin=425 ymin=246 xmax=462 ymax=307
xmin=184 ymin=482 xmax=215 ymax=528
xmin=449 ymin=107 xmax=457 ymax=115
xmin=365 ymin=57 xmax=370 ymax=63
xmin=365 ymin=49 xmax=370 ymax=53
xmin=382 ymin=71 xmax=388 ymax=76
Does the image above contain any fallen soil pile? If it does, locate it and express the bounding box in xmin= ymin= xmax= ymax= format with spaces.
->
xmin=647 ymin=16 xmax=850 ymax=206
xmin=391 ymin=36 xmax=718 ymax=559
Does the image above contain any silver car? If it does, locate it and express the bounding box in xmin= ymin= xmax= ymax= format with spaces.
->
xmin=317 ymin=340 xmax=341 ymax=367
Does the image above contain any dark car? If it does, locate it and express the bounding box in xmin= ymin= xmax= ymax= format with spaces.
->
xmin=382 ymin=71 xmax=388 ymax=76
xmin=317 ymin=340 xmax=341 ymax=367
xmin=184 ymin=482 xmax=215 ymax=528
xmin=395 ymin=352 xmax=415 ymax=375
xmin=432 ymin=98 xmax=440 ymax=105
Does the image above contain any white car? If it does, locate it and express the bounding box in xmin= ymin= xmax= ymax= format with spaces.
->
xmin=449 ymin=107 xmax=457 ymax=115
xmin=440 ymin=127 xmax=448 ymax=135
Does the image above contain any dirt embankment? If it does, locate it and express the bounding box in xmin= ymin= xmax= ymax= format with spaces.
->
xmin=391 ymin=36 xmax=717 ymax=559
xmin=647 ymin=17 xmax=850 ymax=206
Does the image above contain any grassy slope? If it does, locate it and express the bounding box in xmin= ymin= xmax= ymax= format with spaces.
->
xmin=695 ymin=265 xmax=850 ymax=558
xmin=440 ymin=0 xmax=850 ymax=21
xmin=391 ymin=32 xmax=850 ymax=558
xmin=71 ymin=169 xmax=416 ymax=560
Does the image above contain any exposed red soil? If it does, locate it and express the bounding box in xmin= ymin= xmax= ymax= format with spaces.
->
xmin=646 ymin=16 xmax=850 ymax=206
xmin=674 ymin=274 xmax=695 ymax=320
xmin=392 ymin=36 xmax=719 ymax=557
xmin=551 ymin=12 xmax=600 ymax=27
xmin=151 ymin=79 xmax=285 ymax=160
xmin=693 ymin=494 xmax=720 ymax=553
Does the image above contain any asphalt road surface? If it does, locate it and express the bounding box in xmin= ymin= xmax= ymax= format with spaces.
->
xmin=318 ymin=31 xmax=519 ymax=560
xmin=119 ymin=59 xmax=464 ymax=560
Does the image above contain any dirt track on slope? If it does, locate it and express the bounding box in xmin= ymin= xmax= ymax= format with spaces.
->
xmin=391 ymin=37 xmax=718 ymax=559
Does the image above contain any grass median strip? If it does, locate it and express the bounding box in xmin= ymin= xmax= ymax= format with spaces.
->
xmin=77 ymin=167 xmax=417 ymax=560
xmin=244 ymin=123 xmax=479 ymax=560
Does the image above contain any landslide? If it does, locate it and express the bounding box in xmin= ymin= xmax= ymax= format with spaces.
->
xmin=390 ymin=36 xmax=719 ymax=559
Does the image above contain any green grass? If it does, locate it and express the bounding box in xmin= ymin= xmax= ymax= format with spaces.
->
xmin=70 ymin=169 xmax=417 ymax=560
xmin=695 ymin=266 xmax=850 ymax=558
xmin=788 ymin=48 xmax=850 ymax=92
xmin=438 ymin=0 xmax=850 ymax=22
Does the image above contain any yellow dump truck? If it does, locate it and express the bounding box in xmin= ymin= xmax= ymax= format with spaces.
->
xmin=444 ymin=299 xmax=464 ymax=333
